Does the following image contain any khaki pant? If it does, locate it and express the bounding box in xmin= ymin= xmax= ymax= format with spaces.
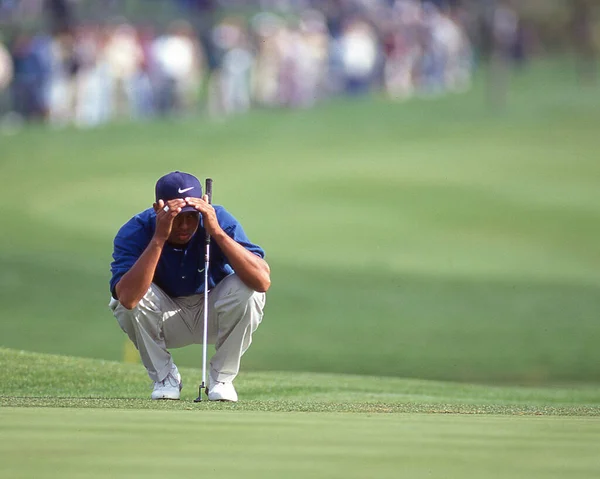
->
xmin=109 ymin=274 xmax=265 ymax=384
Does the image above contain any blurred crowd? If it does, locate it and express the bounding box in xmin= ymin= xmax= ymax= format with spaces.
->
xmin=0 ymin=0 xmax=479 ymax=127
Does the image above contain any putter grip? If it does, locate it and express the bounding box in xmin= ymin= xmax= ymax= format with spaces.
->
xmin=205 ymin=178 xmax=213 ymax=244
xmin=205 ymin=178 xmax=213 ymax=205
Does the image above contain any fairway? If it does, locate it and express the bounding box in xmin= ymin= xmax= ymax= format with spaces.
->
xmin=1 ymin=60 xmax=600 ymax=384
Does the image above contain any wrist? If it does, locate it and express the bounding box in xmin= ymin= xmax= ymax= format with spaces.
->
xmin=150 ymin=235 xmax=167 ymax=247
xmin=210 ymin=228 xmax=227 ymax=242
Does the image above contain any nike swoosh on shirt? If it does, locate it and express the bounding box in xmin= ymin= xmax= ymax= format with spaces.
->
xmin=198 ymin=268 xmax=205 ymax=273
xmin=178 ymin=187 xmax=194 ymax=193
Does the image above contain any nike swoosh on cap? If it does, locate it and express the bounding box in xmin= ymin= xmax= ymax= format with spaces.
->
xmin=178 ymin=187 xmax=195 ymax=193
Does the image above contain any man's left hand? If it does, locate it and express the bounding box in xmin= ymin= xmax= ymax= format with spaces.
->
xmin=185 ymin=196 xmax=222 ymax=236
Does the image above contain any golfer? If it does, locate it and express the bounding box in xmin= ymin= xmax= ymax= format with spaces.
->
xmin=109 ymin=171 xmax=270 ymax=401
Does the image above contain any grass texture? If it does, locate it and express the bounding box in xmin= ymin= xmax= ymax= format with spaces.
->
xmin=2 ymin=348 xmax=600 ymax=415
xmin=2 ymin=408 xmax=599 ymax=479
xmin=2 ymin=60 xmax=600 ymax=476
xmin=1 ymin=348 xmax=600 ymax=479
xmin=1 ymin=60 xmax=599 ymax=386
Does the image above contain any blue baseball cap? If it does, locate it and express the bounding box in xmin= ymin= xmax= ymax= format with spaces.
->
xmin=155 ymin=171 xmax=203 ymax=213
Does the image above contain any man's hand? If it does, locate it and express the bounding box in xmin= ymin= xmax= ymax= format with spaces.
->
xmin=185 ymin=196 xmax=222 ymax=236
xmin=153 ymin=198 xmax=186 ymax=242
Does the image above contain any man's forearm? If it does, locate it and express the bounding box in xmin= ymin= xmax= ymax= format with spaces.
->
xmin=115 ymin=238 xmax=165 ymax=309
xmin=212 ymin=231 xmax=271 ymax=292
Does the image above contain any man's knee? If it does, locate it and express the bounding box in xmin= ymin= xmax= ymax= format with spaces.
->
xmin=111 ymin=285 xmax=164 ymax=329
xmin=215 ymin=275 xmax=266 ymax=311
xmin=127 ymin=285 xmax=164 ymax=310
xmin=250 ymin=290 xmax=266 ymax=315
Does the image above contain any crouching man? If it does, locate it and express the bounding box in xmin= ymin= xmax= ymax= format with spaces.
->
xmin=109 ymin=171 xmax=270 ymax=401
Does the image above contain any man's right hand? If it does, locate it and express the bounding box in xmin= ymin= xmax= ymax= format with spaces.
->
xmin=153 ymin=199 xmax=186 ymax=242
xmin=116 ymin=198 xmax=187 ymax=309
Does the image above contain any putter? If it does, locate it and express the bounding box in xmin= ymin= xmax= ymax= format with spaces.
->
xmin=195 ymin=178 xmax=213 ymax=403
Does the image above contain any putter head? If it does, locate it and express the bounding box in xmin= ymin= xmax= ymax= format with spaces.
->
xmin=194 ymin=383 xmax=207 ymax=403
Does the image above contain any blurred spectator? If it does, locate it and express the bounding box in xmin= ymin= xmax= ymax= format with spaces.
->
xmin=294 ymin=9 xmax=330 ymax=107
xmin=571 ymin=0 xmax=598 ymax=86
xmin=0 ymin=38 xmax=13 ymax=93
xmin=485 ymin=0 xmax=519 ymax=110
xmin=339 ymin=18 xmax=379 ymax=95
xmin=74 ymin=25 xmax=113 ymax=127
xmin=0 ymin=37 xmax=13 ymax=117
xmin=207 ymin=17 xmax=252 ymax=117
xmin=251 ymin=12 xmax=285 ymax=107
xmin=47 ymin=30 xmax=79 ymax=126
xmin=104 ymin=23 xmax=143 ymax=119
xmin=439 ymin=6 xmax=472 ymax=93
xmin=10 ymin=33 xmax=46 ymax=121
xmin=383 ymin=0 xmax=421 ymax=100
xmin=152 ymin=20 xmax=205 ymax=116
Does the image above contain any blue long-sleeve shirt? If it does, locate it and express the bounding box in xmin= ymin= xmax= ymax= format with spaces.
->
xmin=110 ymin=206 xmax=264 ymax=299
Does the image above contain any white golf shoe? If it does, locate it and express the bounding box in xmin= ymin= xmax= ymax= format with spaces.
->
xmin=151 ymin=365 xmax=182 ymax=400
xmin=208 ymin=380 xmax=238 ymax=402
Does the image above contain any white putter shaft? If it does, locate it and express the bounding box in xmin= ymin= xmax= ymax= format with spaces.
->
xmin=201 ymin=248 xmax=210 ymax=391
xmin=196 ymin=178 xmax=212 ymax=403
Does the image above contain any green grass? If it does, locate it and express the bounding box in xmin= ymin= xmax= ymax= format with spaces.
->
xmin=1 ymin=60 xmax=600 ymax=386
xmin=2 ymin=348 xmax=600 ymax=478
xmin=2 ymin=62 xmax=600 ymax=476
xmin=2 ymin=408 xmax=600 ymax=479
xmin=2 ymin=348 xmax=600 ymax=415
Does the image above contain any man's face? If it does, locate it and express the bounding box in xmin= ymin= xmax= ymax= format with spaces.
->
xmin=168 ymin=211 xmax=200 ymax=245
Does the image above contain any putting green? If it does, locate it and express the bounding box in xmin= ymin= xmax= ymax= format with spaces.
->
xmin=1 ymin=408 xmax=599 ymax=479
